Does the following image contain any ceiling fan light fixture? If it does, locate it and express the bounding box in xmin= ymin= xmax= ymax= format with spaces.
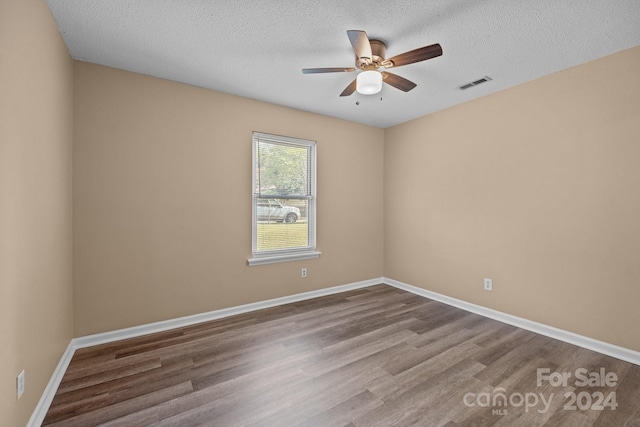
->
xmin=356 ymin=70 xmax=382 ymax=95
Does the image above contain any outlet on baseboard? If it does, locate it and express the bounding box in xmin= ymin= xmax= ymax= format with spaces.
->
xmin=17 ymin=370 xmax=25 ymax=399
xmin=484 ymin=278 xmax=493 ymax=291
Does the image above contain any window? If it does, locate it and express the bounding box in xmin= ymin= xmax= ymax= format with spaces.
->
xmin=248 ymin=132 xmax=320 ymax=266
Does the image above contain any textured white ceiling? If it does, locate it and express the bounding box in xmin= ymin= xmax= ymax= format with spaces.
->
xmin=47 ymin=0 xmax=640 ymax=128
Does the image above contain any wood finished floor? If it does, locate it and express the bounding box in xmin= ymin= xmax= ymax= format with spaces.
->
xmin=43 ymin=284 xmax=640 ymax=427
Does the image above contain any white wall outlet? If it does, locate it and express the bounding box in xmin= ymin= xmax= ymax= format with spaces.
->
xmin=301 ymin=268 xmax=307 ymax=278
xmin=484 ymin=278 xmax=493 ymax=291
xmin=17 ymin=370 xmax=25 ymax=399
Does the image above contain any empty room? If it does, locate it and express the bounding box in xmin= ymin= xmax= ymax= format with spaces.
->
xmin=2 ymin=0 xmax=640 ymax=426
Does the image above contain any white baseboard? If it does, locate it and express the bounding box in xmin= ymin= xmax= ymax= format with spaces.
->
xmin=72 ymin=277 xmax=383 ymax=349
xmin=27 ymin=341 xmax=76 ymax=427
xmin=29 ymin=275 xmax=640 ymax=426
xmin=383 ymin=277 xmax=640 ymax=366
xmin=27 ymin=277 xmax=382 ymax=426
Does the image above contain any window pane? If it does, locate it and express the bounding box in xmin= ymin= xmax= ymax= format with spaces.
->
xmin=257 ymin=141 xmax=309 ymax=197
xmin=256 ymin=198 xmax=308 ymax=251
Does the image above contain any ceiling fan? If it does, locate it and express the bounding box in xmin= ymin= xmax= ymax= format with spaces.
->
xmin=302 ymin=30 xmax=442 ymax=97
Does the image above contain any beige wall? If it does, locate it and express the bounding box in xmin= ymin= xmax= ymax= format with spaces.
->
xmin=0 ymin=0 xmax=74 ymax=425
xmin=73 ymin=61 xmax=385 ymax=336
xmin=385 ymin=46 xmax=640 ymax=352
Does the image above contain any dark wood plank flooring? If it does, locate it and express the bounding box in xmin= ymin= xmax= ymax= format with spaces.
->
xmin=43 ymin=284 xmax=640 ymax=426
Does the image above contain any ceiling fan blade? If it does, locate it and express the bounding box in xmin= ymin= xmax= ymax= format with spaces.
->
xmin=339 ymin=79 xmax=357 ymax=97
xmin=384 ymin=43 xmax=442 ymax=68
xmin=347 ymin=30 xmax=372 ymax=60
xmin=302 ymin=67 xmax=356 ymax=74
xmin=382 ymin=72 xmax=417 ymax=92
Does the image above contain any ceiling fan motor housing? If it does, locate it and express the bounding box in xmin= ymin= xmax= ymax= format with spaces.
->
xmin=356 ymin=39 xmax=388 ymax=70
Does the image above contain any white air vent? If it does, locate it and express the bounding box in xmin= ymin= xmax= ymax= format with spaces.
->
xmin=459 ymin=76 xmax=492 ymax=90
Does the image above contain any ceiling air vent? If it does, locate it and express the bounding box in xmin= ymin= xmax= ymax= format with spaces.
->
xmin=459 ymin=76 xmax=492 ymax=90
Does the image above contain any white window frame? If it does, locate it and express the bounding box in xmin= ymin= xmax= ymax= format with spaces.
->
xmin=248 ymin=132 xmax=320 ymax=266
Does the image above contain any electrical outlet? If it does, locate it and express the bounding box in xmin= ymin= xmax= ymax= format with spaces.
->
xmin=484 ymin=278 xmax=493 ymax=291
xmin=17 ymin=370 xmax=25 ymax=399
xmin=301 ymin=268 xmax=307 ymax=278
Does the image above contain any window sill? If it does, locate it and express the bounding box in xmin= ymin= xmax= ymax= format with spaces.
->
xmin=248 ymin=251 xmax=321 ymax=266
